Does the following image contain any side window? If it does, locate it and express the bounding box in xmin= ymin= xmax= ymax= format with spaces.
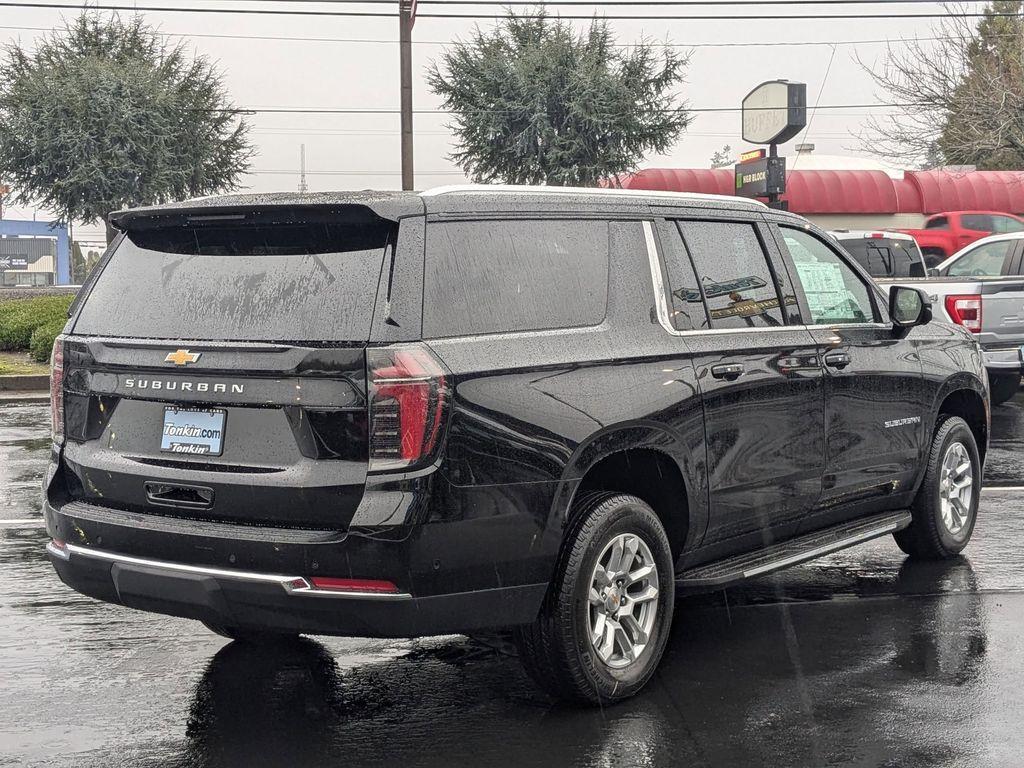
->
xmin=947 ymin=240 xmax=1012 ymax=276
xmin=676 ymin=220 xmax=785 ymax=329
xmin=780 ymin=227 xmax=877 ymax=325
xmin=925 ymin=216 xmax=949 ymax=230
xmin=961 ymin=214 xmax=995 ymax=232
xmin=992 ymin=215 xmax=1024 ymax=233
xmin=422 ymin=219 xmax=609 ymax=338
xmin=656 ymin=220 xmax=709 ymax=331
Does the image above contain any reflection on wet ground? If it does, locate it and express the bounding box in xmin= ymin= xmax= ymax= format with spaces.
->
xmin=3 ymin=398 xmax=1024 ymax=767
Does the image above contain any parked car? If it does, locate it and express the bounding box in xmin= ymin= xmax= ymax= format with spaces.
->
xmin=878 ymin=237 xmax=1024 ymax=405
xmin=829 ymin=230 xmax=927 ymax=278
xmin=899 ymin=211 xmax=1024 ymax=267
xmin=44 ymin=186 xmax=988 ymax=705
xmin=931 ymin=232 xmax=1024 ymax=278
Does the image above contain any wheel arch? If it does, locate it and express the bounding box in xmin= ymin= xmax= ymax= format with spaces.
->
xmin=931 ymin=374 xmax=989 ymax=466
xmin=549 ymin=421 xmax=704 ymax=562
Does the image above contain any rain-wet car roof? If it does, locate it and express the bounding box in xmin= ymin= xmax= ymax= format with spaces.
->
xmin=109 ymin=185 xmax=766 ymax=230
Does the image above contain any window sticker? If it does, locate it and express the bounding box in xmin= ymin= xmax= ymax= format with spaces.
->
xmin=793 ymin=260 xmax=863 ymax=321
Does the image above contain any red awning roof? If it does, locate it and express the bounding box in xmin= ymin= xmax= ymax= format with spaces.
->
xmin=618 ymin=168 xmax=1024 ymax=216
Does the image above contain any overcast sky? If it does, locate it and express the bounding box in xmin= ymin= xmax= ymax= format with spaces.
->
xmin=1 ymin=1 xmax=955 ymax=239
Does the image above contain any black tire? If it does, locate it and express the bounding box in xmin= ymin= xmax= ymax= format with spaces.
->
xmin=513 ymin=493 xmax=675 ymax=705
xmin=202 ymin=621 xmax=300 ymax=644
xmin=988 ymin=372 xmax=1021 ymax=406
xmin=894 ymin=415 xmax=981 ymax=560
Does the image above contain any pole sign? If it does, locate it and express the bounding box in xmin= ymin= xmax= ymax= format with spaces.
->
xmin=735 ymin=155 xmax=786 ymax=199
xmin=741 ymin=80 xmax=807 ymax=145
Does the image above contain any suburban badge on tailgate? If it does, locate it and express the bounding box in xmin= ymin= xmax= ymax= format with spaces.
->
xmin=123 ymin=378 xmax=245 ymax=394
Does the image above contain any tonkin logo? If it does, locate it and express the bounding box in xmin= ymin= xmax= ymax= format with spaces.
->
xmin=164 ymin=349 xmax=201 ymax=366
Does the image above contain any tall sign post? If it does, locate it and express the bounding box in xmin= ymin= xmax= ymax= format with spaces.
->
xmin=399 ymin=0 xmax=416 ymax=191
xmin=736 ymin=80 xmax=806 ymax=209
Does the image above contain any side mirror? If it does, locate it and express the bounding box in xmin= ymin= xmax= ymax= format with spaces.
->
xmin=890 ymin=285 xmax=932 ymax=331
xmin=926 ymin=267 xmax=940 ymax=277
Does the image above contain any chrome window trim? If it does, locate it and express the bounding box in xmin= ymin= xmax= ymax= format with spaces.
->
xmin=49 ymin=541 xmax=412 ymax=601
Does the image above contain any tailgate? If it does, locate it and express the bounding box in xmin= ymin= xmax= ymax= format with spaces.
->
xmin=57 ymin=207 xmax=394 ymax=530
xmin=979 ymin=279 xmax=1024 ymax=349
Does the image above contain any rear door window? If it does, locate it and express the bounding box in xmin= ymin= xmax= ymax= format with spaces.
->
xmin=676 ymin=220 xmax=785 ymax=329
xmin=925 ymin=216 xmax=949 ymax=230
xmin=656 ymin=220 xmax=709 ymax=331
xmin=992 ymin=215 xmax=1024 ymax=233
xmin=73 ymin=218 xmax=392 ymax=342
xmin=961 ymin=214 xmax=995 ymax=232
xmin=422 ymin=219 xmax=609 ymax=338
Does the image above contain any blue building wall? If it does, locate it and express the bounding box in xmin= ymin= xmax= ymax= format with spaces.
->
xmin=0 ymin=219 xmax=71 ymax=284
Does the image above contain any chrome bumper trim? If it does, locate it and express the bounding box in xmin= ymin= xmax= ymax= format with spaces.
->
xmin=48 ymin=541 xmax=412 ymax=601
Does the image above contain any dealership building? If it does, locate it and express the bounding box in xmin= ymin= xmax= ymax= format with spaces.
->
xmin=618 ymin=151 xmax=1024 ymax=232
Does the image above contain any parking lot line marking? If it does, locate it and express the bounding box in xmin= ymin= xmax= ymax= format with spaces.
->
xmin=984 ymin=486 xmax=1024 ymax=492
xmin=0 ymin=518 xmax=45 ymax=527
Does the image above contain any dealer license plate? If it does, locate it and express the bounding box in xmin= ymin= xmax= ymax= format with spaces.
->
xmin=160 ymin=407 xmax=226 ymax=456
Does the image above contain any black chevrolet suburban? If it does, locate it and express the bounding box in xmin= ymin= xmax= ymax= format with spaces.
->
xmin=44 ymin=186 xmax=989 ymax=705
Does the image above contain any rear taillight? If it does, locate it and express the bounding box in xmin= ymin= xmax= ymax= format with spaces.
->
xmin=367 ymin=343 xmax=450 ymax=472
xmin=49 ymin=335 xmax=66 ymax=445
xmin=945 ymin=294 xmax=982 ymax=333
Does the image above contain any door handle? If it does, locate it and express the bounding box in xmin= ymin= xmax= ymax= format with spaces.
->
xmin=824 ymin=352 xmax=851 ymax=369
xmin=711 ymin=363 xmax=745 ymax=380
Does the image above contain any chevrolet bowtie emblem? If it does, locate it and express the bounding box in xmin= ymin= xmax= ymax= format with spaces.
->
xmin=164 ymin=349 xmax=201 ymax=366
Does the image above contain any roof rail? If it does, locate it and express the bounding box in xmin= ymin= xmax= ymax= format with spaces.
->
xmin=420 ymin=183 xmax=767 ymax=207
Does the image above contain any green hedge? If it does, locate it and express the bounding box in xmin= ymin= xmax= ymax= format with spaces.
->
xmin=0 ymin=295 xmax=73 ymax=352
xmin=29 ymin=318 xmax=68 ymax=363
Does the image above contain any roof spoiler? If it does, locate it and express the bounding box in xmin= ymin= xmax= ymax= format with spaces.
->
xmin=108 ymin=193 xmax=424 ymax=233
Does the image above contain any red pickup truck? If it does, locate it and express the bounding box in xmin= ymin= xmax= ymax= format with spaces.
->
xmin=900 ymin=211 xmax=1024 ymax=267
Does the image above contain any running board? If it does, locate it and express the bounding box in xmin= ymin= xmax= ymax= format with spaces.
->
xmin=677 ymin=511 xmax=912 ymax=590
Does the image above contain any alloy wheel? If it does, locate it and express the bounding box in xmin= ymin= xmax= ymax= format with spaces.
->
xmin=587 ymin=532 xmax=660 ymax=669
xmin=939 ymin=441 xmax=974 ymax=536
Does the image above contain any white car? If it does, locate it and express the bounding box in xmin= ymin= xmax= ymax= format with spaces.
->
xmin=933 ymin=232 xmax=1024 ymax=278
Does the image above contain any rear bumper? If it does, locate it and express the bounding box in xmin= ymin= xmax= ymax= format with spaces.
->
xmin=982 ymin=345 xmax=1022 ymax=373
xmin=46 ymin=539 xmax=547 ymax=638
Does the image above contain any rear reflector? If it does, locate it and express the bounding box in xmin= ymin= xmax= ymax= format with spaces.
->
xmin=945 ymin=294 xmax=982 ymax=332
xmin=367 ymin=343 xmax=450 ymax=472
xmin=308 ymin=577 xmax=400 ymax=594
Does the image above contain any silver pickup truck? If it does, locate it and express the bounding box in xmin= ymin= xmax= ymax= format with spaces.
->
xmin=876 ymin=274 xmax=1024 ymax=404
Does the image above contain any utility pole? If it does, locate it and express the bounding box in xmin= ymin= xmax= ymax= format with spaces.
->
xmin=399 ymin=0 xmax=416 ymax=191
xmin=298 ymin=144 xmax=308 ymax=193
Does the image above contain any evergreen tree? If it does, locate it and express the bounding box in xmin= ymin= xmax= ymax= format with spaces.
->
xmin=0 ymin=13 xmax=252 ymax=240
xmin=427 ymin=10 xmax=690 ymax=186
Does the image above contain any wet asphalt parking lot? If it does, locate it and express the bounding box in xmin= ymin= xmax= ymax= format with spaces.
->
xmin=3 ymin=398 xmax=1024 ymax=768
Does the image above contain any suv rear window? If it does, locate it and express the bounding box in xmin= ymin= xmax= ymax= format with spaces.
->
xmin=73 ymin=218 xmax=393 ymax=342
xmin=836 ymin=237 xmax=925 ymax=278
xmin=423 ymin=219 xmax=609 ymax=338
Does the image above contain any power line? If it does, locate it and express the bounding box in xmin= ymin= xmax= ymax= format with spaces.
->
xmin=223 ymin=102 xmax=921 ymax=115
xmin=1 ymin=1 xmax=1018 ymax=20
xmin=0 ymin=23 xmax=990 ymax=48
